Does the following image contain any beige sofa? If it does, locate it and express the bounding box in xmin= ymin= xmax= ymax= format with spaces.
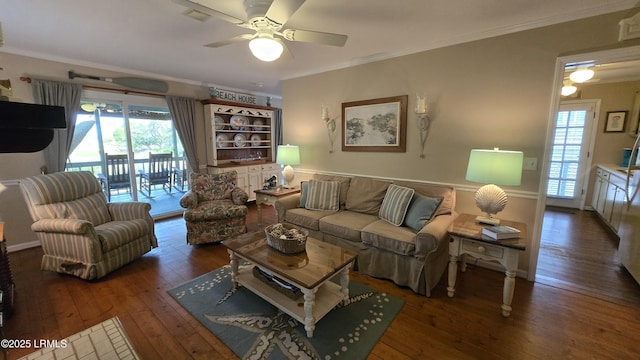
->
xmin=274 ymin=174 xmax=457 ymax=297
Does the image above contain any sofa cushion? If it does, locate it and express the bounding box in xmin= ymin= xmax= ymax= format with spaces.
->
xmin=95 ymin=219 xmax=149 ymax=253
xmin=404 ymin=194 xmax=443 ymax=232
xmin=361 ymin=220 xmax=418 ymax=256
xmin=379 ymin=184 xmax=414 ymax=226
xmin=285 ymin=208 xmax=335 ymax=231
xmin=312 ymin=174 xmax=351 ymax=208
xmin=319 ymin=211 xmax=379 ymax=243
xmin=305 ymin=180 xmax=340 ymax=211
xmin=394 ymin=181 xmax=455 ymax=217
xmin=345 ymin=177 xmax=391 ymax=215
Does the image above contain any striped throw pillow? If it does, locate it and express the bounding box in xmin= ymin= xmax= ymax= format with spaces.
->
xmin=305 ymin=180 xmax=340 ymax=211
xmin=379 ymin=184 xmax=415 ymax=226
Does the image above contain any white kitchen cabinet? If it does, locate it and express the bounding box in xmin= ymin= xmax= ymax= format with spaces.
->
xmin=209 ymin=163 xmax=281 ymax=202
xmin=591 ymin=165 xmax=627 ymax=234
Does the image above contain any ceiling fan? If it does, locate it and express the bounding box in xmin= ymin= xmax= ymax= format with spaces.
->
xmin=174 ymin=0 xmax=348 ymax=62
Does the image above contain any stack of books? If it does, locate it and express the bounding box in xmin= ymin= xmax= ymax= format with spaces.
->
xmin=482 ymin=225 xmax=521 ymax=240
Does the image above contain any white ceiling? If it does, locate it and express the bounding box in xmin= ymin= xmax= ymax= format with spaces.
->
xmin=0 ymin=0 xmax=638 ymax=97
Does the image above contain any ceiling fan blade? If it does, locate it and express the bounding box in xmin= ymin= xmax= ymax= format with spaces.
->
xmin=275 ymin=38 xmax=294 ymax=60
xmin=265 ymin=0 xmax=306 ymax=26
xmin=282 ymin=29 xmax=347 ymax=47
xmin=173 ymin=0 xmax=246 ymax=25
xmin=204 ymin=34 xmax=254 ymax=48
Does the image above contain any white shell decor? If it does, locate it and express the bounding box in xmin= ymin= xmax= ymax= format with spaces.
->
xmin=474 ymin=184 xmax=508 ymax=216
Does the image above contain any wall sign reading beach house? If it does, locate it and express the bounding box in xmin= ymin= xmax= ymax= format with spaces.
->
xmin=210 ymin=87 xmax=257 ymax=105
xmin=342 ymin=95 xmax=407 ymax=152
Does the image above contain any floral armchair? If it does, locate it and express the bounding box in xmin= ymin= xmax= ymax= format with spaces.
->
xmin=179 ymin=171 xmax=248 ymax=245
xmin=20 ymin=171 xmax=157 ymax=280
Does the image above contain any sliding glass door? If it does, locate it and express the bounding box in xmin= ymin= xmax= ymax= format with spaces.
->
xmin=66 ymin=91 xmax=185 ymax=218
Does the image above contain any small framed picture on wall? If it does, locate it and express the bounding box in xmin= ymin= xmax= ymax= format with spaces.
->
xmin=605 ymin=111 xmax=627 ymax=132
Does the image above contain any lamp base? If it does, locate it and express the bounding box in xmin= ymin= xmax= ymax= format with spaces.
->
xmin=282 ymin=165 xmax=295 ymax=189
xmin=475 ymin=215 xmax=501 ymax=226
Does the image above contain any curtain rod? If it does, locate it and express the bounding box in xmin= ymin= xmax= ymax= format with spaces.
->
xmin=19 ymin=76 xmax=166 ymax=98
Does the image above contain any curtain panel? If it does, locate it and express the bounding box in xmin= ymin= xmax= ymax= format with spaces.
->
xmin=31 ymin=79 xmax=82 ymax=173
xmin=166 ymin=95 xmax=199 ymax=174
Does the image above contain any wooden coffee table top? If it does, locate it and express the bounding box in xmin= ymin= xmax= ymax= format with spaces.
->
xmin=223 ymin=231 xmax=357 ymax=289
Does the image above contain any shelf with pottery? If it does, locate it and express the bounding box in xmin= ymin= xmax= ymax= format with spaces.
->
xmin=204 ymin=100 xmax=280 ymax=202
xmin=204 ymin=99 xmax=276 ymax=167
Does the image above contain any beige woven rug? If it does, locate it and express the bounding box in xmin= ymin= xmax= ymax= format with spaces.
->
xmin=18 ymin=317 xmax=139 ymax=360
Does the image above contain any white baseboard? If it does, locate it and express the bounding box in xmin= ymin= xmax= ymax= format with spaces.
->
xmin=7 ymin=240 xmax=41 ymax=253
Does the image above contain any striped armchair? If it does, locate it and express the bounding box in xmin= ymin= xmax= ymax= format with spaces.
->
xmin=20 ymin=171 xmax=157 ymax=280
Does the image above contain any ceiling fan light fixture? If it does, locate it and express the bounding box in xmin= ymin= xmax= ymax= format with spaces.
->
xmin=569 ymin=68 xmax=594 ymax=83
xmin=249 ymin=37 xmax=283 ymax=62
xmin=80 ymin=103 xmax=96 ymax=112
xmin=561 ymin=84 xmax=577 ymax=96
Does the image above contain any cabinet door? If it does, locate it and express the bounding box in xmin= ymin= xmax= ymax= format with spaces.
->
xmin=611 ymin=186 xmax=626 ymax=232
xmin=592 ymin=169 xmax=603 ymax=212
xmin=247 ymin=165 xmax=261 ymax=201
xmin=604 ymin=181 xmax=617 ymax=222
xmin=596 ymin=176 xmax=608 ymax=216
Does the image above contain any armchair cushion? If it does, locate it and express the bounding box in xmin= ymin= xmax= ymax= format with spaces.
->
xmin=191 ymin=171 xmax=239 ymax=201
xmin=183 ymin=200 xmax=248 ymax=222
xmin=22 ymin=171 xmax=111 ymax=225
xmin=95 ymin=219 xmax=150 ymax=252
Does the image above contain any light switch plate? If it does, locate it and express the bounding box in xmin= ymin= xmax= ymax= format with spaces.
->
xmin=523 ymin=157 xmax=537 ymax=171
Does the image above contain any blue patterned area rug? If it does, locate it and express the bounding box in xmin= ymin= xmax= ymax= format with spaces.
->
xmin=168 ymin=264 xmax=404 ymax=360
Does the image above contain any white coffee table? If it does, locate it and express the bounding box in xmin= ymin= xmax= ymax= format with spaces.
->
xmin=222 ymin=231 xmax=357 ymax=337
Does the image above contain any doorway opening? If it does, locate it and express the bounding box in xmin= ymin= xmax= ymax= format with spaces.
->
xmin=66 ymin=91 xmax=186 ymax=218
xmin=545 ymin=100 xmax=599 ymax=209
xmin=534 ymin=45 xmax=640 ymax=304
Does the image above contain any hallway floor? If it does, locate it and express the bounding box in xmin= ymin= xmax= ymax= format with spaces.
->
xmin=536 ymin=207 xmax=640 ymax=306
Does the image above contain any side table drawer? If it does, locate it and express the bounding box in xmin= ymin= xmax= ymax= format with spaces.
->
xmin=462 ymin=239 xmax=504 ymax=259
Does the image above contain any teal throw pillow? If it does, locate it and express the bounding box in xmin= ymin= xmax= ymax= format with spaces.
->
xmin=379 ymin=184 xmax=415 ymax=226
xmin=305 ymin=180 xmax=340 ymax=211
xmin=404 ymin=194 xmax=443 ymax=231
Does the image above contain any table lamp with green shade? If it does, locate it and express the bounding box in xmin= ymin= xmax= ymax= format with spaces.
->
xmin=465 ymin=148 xmax=523 ymax=225
xmin=276 ymin=144 xmax=300 ymax=188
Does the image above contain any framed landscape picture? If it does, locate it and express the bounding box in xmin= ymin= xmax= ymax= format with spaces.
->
xmin=341 ymin=95 xmax=407 ymax=152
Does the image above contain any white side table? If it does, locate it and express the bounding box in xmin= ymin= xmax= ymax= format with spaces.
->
xmin=254 ymin=188 xmax=300 ymax=226
xmin=447 ymin=213 xmax=527 ymax=317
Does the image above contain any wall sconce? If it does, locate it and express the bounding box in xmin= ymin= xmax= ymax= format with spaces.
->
xmin=321 ymin=104 xmax=337 ymax=153
xmin=415 ymin=94 xmax=431 ymax=158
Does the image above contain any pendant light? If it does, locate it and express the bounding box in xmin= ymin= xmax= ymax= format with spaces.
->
xmin=569 ymin=67 xmax=594 ymax=83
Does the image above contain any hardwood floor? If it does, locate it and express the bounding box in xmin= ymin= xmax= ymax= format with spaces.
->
xmin=4 ymin=205 xmax=640 ymax=359
xmin=536 ymin=207 xmax=640 ymax=306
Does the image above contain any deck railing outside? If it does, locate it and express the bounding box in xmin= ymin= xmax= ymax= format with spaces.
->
xmin=65 ymin=159 xmax=187 ymax=217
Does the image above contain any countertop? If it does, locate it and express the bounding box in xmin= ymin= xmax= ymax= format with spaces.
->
xmin=598 ymin=163 xmax=630 ymax=186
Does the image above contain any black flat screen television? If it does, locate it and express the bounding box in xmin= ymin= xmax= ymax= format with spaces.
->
xmin=0 ymin=101 xmax=66 ymax=153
